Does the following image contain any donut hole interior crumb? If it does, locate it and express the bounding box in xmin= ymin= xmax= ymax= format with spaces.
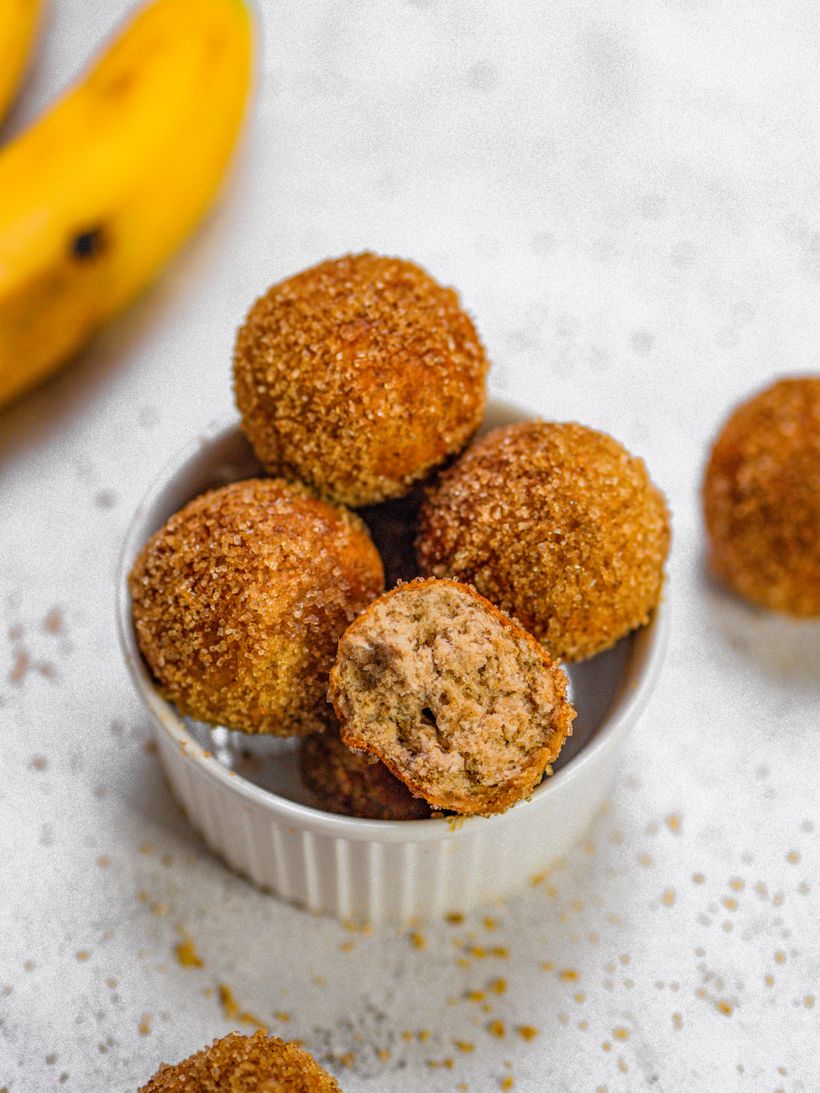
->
xmin=333 ymin=582 xmax=567 ymax=813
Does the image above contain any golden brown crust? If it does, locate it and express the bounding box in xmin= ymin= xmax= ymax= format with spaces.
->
xmin=233 ymin=252 xmax=489 ymax=507
xmin=129 ymin=478 xmax=384 ymax=736
xmin=329 ymin=578 xmax=575 ymax=816
xmin=300 ymin=730 xmax=431 ymax=821
xmin=703 ymin=376 xmax=820 ymax=616
xmin=140 ymin=1030 xmax=342 ymax=1092
xmin=416 ymin=422 xmax=670 ymax=662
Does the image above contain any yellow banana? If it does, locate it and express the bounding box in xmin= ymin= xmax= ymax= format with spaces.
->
xmin=0 ymin=0 xmax=45 ymax=123
xmin=0 ymin=0 xmax=253 ymax=409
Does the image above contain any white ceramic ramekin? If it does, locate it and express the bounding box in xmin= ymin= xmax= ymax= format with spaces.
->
xmin=117 ymin=398 xmax=668 ymax=926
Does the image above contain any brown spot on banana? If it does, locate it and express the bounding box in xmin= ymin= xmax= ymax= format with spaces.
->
xmin=70 ymin=226 xmax=108 ymax=261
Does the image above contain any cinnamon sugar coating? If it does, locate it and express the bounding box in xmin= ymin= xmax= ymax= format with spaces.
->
xmin=417 ymin=422 xmax=670 ymax=662
xmin=329 ymin=578 xmax=575 ymax=816
xmin=233 ymin=252 xmax=488 ymax=507
xmin=300 ymin=730 xmax=431 ymax=821
xmin=129 ymin=479 xmax=384 ymax=736
xmin=140 ymin=1030 xmax=341 ymax=1092
xmin=703 ymin=376 xmax=820 ymax=615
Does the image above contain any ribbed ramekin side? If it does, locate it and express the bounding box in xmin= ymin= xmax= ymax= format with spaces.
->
xmin=156 ymin=736 xmax=198 ymax=824
xmin=153 ymin=722 xmax=626 ymax=926
xmin=332 ymin=837 xmax=353 ymax=921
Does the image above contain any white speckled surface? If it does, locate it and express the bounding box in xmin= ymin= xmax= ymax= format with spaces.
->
xmin=1 ymin=2 xmax=819 ymax=1090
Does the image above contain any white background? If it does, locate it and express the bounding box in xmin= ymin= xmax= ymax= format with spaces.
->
xmin=1 ymin=1 xmax=819 ymax=1090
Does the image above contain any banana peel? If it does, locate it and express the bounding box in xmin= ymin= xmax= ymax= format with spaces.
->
xmin=0 ymin=0 xmax=253 ymax=409
xmin=0 ymin=0 xmax=46 ymax=123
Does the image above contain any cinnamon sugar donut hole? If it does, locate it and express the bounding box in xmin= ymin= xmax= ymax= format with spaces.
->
xmin=233 ymin=252 xmax=488 ymax=507
xmin=130 ymin=478 xmax=384 ymax=736
xmin=140 ymin=1030 xmax=341 ymax=1092
xmin=417 ymin=422 xmax=670 ymax=662
xmin=703 ymin=376 xmax=820 ymax=615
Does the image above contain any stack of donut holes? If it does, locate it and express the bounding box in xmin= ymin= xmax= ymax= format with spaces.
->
xmin=131 ymin=252 xmax=675 ymax=820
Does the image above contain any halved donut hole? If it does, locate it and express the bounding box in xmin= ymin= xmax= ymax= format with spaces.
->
xmin=329 ymin=578 xmax=576 ymax=815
